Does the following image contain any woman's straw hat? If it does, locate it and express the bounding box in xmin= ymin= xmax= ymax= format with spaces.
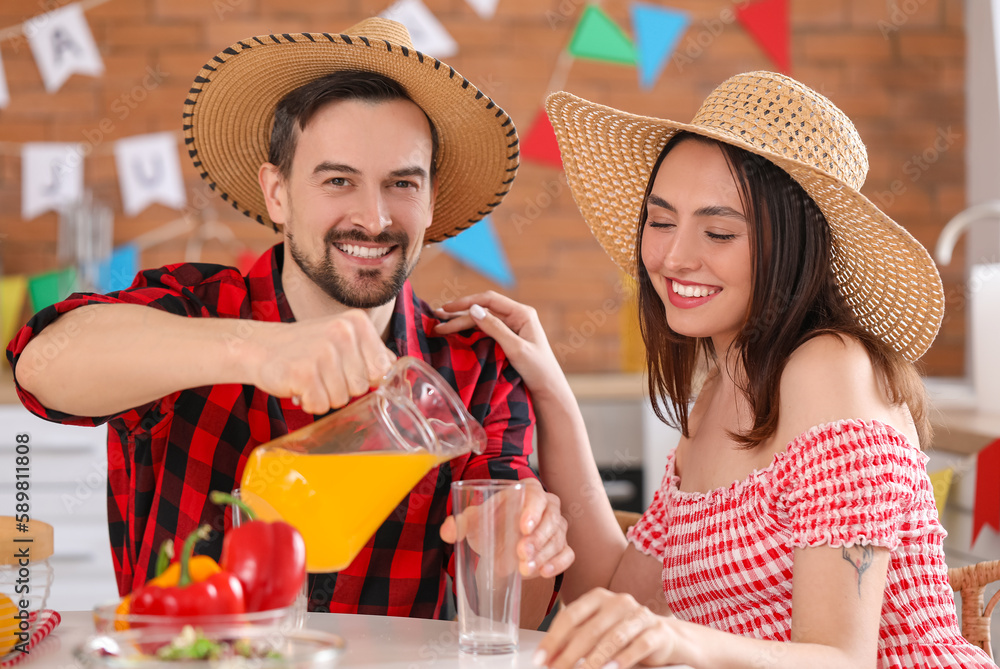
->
xmin=183 ymin=18 xmax=519 ymax=243
xmin=545 ymin=71 xmax=944 ymax=361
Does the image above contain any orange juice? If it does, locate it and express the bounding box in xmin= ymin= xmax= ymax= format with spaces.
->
xmin=240 ymin=448 xmax=445 ymax=572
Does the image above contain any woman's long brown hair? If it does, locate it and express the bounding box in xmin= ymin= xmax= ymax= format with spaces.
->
xmin=636 ymin=132 xmax=930 ymax=448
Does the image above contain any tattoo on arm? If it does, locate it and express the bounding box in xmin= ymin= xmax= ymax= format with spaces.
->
xmin=841 ymin=546 xmax=874 ymax=598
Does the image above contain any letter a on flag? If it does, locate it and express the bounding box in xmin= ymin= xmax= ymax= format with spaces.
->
xmin=25 ymin=2 xmax=105 ymax=93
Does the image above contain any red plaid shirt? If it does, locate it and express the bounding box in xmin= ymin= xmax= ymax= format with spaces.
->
xmin=7 ymin=244 xmax=541 ymax=618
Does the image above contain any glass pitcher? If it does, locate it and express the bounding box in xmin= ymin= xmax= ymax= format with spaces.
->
xmin=239 ymin=356 xmax=486 ymax=572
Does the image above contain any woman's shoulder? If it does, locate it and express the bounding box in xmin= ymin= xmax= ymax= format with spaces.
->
xmin=773 ymin=333 xmax=919 ymax=449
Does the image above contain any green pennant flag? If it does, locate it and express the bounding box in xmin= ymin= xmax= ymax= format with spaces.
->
xmin=568 ymin=5 xmax=637 ymax=66
xmin=28 ymin=267 xmax=77 ymax=312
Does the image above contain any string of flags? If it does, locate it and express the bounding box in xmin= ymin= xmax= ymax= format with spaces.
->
xmin=1 ymin=0 xmax=792 ymax=315
xmin=522 ymin=0 xmax=790 ymax=166
xmin=18 ymin=132 xmax=188 ymax=222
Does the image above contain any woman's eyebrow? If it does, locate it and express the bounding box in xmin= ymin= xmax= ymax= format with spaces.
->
xmin=647 ymin=195 xmax=745 ymax=221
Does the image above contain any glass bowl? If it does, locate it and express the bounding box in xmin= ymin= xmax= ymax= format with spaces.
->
xmin=92 ymin=602 xmax=301 ymax=635
xmin=74 ymin=624 xmax=345 ymax=668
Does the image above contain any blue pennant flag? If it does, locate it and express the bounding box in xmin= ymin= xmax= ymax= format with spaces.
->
xmin=96 ymin=244 xmax=139 ymax=294
xmin=440 ymin=216 xmax=515 ymax=288
xmin=631 ymin=3 xmax=690 ymax=89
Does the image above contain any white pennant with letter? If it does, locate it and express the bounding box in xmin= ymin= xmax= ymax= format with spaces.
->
xmin=0 ymin=48 xmax=9 ymax=109
xmin=22 ymin=143 xmax=85 ymax=220
xmin=381 ymin=0 xmax=458 ymax=58
xmin=25 ymin=2 xmax=105 ymax=93
xmin=114 ymin=132 xmax=187 ymax=216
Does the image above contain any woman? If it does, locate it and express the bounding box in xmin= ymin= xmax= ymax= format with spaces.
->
xmin=435 ymin=72 xmax=996 ymax=669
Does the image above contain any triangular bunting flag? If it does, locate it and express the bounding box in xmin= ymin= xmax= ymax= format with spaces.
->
xmin=1 ymin=275 xmax=28 ymax=346
xmin=440 ymin=217 xmax=514 ymax=287
xmin=21 ymin=143 xmax=85 ymax=220
xmin=631 ymin=4 xmax=690 ymax=89
xmin=381 ymin=0 xmax=458 ymax=58
xmin=27 ymin=267 xmax=77 ymax=312
xmin=928 ymin=468 xmax=953 ymax=519
xmin=237 ymin=250 xmax=258 ymax=275
xmin=96 ymin=244 xmax=139 ymax=294
xmin=0 ymin=47 xmax=9 ymax=109
xmin=973 ymin=438 xmax=1000 ymax=545
xmin=736 ymin=0 xmax=790 ymax=73
xmin=114 ymin=132 xmax=187 ymax=216
xmin=25 ymin=2 xmax=105 ymax=93
xmin=568 ymin=5 xmax=637 ymax=66
xmin=521 ymin=108 xmax=563 ymax=169
xmin=465 ymin=0 xmax=500 ymax=20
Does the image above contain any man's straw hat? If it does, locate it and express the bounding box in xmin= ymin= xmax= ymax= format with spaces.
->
xmin=545 ymin=71 xmax=944 ymax=361
xmin=183 ymin=18 xmax=519 ymax=243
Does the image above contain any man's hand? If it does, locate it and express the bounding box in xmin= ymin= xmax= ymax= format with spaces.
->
xmin=440 ymin=478 xmax=574 ymax=579
xmin=247 ymin=309 xmax=396 ymax=414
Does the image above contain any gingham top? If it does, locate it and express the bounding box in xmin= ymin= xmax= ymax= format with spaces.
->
xmin=627 ymin=419 xmax=996 ymax=668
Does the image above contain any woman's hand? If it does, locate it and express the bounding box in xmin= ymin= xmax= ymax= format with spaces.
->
xmin=434 ymin=291 xmax=569 ymax=402
xmin=535 ymin=588 xmax=679 ymax=669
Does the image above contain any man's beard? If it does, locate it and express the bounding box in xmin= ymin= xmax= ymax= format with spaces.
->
xmin=288 ymin=227 xmax=415 ymax=309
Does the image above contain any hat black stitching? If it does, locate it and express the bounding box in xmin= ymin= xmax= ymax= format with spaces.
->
xmin=185 ymin=26 xmax=521 ymax=240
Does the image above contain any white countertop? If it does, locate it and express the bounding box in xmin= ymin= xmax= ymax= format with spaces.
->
xmin=17 ymin=611 xmax=688 ymax=668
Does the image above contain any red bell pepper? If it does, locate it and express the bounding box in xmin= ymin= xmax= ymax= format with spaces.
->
xmin=211 ymin=491 xmax=307 ymax=612
xmin=130 ymin=525 xmax=245 ymax=619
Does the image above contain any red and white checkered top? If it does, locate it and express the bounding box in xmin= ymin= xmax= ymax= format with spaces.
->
xmin=627 ymin=419 xmax=996 ymax=668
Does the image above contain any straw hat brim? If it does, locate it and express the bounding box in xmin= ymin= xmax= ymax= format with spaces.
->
xmin=545 ymin=91 xmax=944 ymax=362
xmin=183 ymin=31 xmax=519 ymax=243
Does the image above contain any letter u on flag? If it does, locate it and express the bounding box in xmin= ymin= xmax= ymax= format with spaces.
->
xmin=114 ymin=132 xmax=187 ymax=216
xmin=25 ymin=2 xmax=104 ymax=93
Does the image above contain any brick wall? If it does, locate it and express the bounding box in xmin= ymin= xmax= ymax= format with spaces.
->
xmin=0 ymin=0 xmax=965 ymax=376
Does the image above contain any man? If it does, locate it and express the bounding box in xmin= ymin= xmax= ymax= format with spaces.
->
xmin=7 ymin=18 xmax=571 ymax=625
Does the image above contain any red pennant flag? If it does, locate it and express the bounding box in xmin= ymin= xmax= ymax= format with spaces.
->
xmin=521 ymin=108 xmax=563 ymax=169
xmin=736 ymin=0 xmax=790 ymax=73
xmin=973 ymin=437 xmax=1000 ymax=545
xmin=236 ymin=250 xmax=258 ymax=276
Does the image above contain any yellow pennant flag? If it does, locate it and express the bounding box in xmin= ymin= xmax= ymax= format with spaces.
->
xmin=1 ymin=275 xmax=27 ymax=347
xmin=619 ymin=274 xmax=644 ymax=372
xmin=929 ymin=468 xmax=954 ymax=519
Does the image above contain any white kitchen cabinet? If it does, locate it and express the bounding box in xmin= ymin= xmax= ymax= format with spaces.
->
xmin=0 ymin=405 xmax=119 ymax=611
